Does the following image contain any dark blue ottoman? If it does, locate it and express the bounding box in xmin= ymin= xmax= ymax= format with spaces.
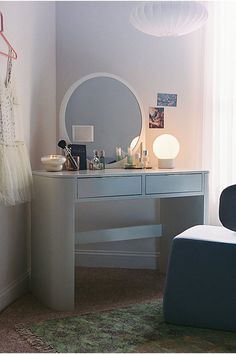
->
xmin=163 ymin=225 xmax=236 ymax=331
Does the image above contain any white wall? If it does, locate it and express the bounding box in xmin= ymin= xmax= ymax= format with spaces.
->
xmin=56 ymin=1 xmax=205 ymax=268
xmin=0 ymin=1 xmax=56 ymax=310
xmin=56 ymin=1 xmax=205 ymax=168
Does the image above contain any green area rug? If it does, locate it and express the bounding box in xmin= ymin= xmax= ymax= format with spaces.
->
xmin=17 ymin=301 xmax=236 ymax=353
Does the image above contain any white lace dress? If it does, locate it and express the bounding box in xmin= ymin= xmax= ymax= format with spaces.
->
xmin=0 ymin=51 xmax=32 ymax=205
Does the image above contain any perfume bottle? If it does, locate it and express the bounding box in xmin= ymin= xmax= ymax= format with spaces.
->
xmin=92 ymin=150 xmax=100 ymax=170
xmin=127 ymin=147 xmax=133 ymax=165
xmin=142 ymin=150 xmax=149 ymax=169
xmin=100 ymin=150 xmax=105 ymax=169
xmin=135 ymin=152 xmax=142 ymax=168
xmin=116 ymin=147 xmax=122 ymax=161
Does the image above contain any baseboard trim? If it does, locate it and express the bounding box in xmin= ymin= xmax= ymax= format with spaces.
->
xmin=0 ymin=272 xmax=29 ymax=312
xmin=75 ymin=249 xmax=160 ymax=269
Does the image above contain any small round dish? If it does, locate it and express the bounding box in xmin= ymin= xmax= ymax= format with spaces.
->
xmin=41 ymin=155 xmax=66 ymax=172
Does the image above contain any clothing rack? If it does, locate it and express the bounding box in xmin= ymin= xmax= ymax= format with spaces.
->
xmin=0 ymin=11 xmax=17 ymax=60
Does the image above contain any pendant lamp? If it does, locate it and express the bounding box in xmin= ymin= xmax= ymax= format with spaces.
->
xmin=130 ymin=1 xmax=208 ymax=37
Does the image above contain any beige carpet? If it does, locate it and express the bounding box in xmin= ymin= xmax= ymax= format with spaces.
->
xmin=0 ymin=267 xmax=165 ymax=353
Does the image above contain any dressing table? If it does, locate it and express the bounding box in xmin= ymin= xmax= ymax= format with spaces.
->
xmin=31 ymin=168 xmax=208 ymax=311
xmin=32 ymin=73 xmax=208 ymax=310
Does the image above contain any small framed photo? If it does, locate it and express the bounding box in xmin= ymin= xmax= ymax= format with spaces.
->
xmin=149 ymin=107 xmax=164 ymax=128
xmin=157 ymin=93 xmax=177 ymax=107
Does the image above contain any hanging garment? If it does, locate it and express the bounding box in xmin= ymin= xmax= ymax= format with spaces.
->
xmin=0 ymin=50 xmax=32 ymax=205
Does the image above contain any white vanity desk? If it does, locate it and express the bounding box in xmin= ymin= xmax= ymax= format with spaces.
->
xmin=31 ymin=168 xmax=208 ymax=311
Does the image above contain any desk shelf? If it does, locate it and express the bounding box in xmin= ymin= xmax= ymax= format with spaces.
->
xmin=75 ymin=224 xmax=162 ymax=245
xmin=31 ymin=168 xmax=209 ymax=311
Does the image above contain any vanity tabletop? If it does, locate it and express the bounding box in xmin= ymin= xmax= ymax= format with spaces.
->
xmin=33 ymin=168 xmax=209 ymax=179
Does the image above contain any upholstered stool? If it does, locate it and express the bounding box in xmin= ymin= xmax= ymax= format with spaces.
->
xmin=163 ymin=224 xmax=236 ymax=331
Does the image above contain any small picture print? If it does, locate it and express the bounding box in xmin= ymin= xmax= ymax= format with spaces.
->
xmin=149 ymin=107 xmax=164 ymax=128
xmin=157 ymin=93 xmax=177 ymax=107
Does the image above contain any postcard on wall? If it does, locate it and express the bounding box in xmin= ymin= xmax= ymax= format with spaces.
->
xmin=149 ymin=106 xmax=164 ymax=128
xmin=157 ymin=93 xmax=177 ymax=107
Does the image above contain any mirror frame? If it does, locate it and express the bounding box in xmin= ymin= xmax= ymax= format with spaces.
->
xmin=59 ymin=72 xmax=146 ymax=166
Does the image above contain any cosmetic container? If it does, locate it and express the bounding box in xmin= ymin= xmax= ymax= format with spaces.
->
xmin=116 ymin=147 xmax=122 ymax=161
xmin=127 ymin=147 xmax=133 ymax=165
xmin=142 ymin=150 xmax=149 ymax=168
xmin=65 ymin=155 xmax=80 ymax=171
xmin=100 ymin=150 xmax=105 ymax=169
xmin=92 ymin=150 xmax=100 ymax=170
xmin=134 ymin=152 xmax=142 ymax=168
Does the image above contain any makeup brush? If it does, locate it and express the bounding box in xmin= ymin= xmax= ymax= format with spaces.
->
xmin=58 ymin=140 xmax=79 ymax=170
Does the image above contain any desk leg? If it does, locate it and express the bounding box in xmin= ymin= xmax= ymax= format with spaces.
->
xmin=31 ymin=176 xmax=76 ymax=311
xmin=159 ymin=195 xmax=205 ymax=272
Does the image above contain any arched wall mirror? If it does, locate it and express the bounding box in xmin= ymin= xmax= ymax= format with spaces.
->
xmin=59 ymin=73 xmax=145 ymax=166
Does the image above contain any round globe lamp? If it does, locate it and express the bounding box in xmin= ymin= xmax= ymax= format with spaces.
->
xmin=153 ymin=134 xmax=180 ymax=169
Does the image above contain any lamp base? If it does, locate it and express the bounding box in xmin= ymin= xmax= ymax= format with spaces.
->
xmin=158 ymin=158 xmax=174 ymax=169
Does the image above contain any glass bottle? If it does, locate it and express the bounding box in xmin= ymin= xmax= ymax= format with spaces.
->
xmin=100 ymin=150 xmax=105 ymax=169
xmin=142 ymin=150 xmax=149 ymax=169
xmin=116 ymin=147 xmax=122 ymax=161
xmin=135 ymin=152 xmax=141 ymax=168
xmin=92 ymin=150 xmax=100 ymax=170
xmin=127 ymin=147 xmax=133 ymax=165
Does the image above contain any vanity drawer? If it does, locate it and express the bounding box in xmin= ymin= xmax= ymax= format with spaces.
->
xmin=77 ymin=176 xmax=142 ymax=199
xmin=145 ymin=173 xmax=202 ymax=195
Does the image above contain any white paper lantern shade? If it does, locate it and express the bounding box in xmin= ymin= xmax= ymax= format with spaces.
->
xmin=130 ymin=1 xmax=208 ymax=37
